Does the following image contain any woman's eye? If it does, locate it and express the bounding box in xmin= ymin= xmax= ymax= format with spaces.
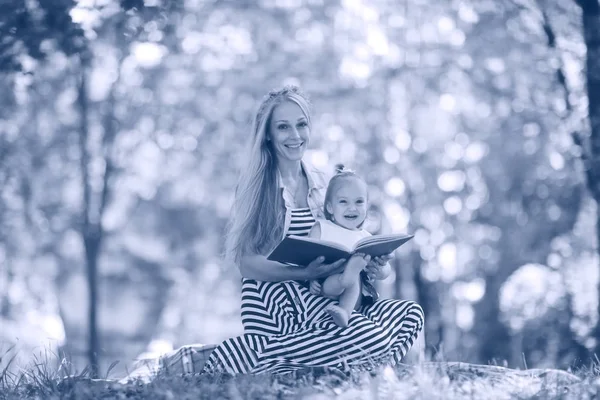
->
xmin=298 ymin=121 xmax=308 ymax=128
xmin=278 ymin=124 xmax=288 ymax=130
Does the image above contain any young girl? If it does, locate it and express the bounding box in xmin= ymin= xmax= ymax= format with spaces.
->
xmin=308 ymin=165 xmax=388 ymax=327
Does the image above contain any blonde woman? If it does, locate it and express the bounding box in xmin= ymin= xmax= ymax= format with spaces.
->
xmin=158 ymin=86 xmax=424 ymax=376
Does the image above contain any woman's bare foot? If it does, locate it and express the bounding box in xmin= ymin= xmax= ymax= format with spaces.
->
xmin=326 ymin=304 xmax=350 ymax=327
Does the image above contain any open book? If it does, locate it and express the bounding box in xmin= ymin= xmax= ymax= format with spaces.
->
xmin=267 ymin=233 xmax=414 ymax=266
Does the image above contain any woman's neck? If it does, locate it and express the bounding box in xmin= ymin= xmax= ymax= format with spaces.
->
xmin=278 ymin=160 xmax=303 ymax=184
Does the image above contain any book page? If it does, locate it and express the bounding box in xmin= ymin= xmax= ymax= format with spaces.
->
xmin=288 ymin=235 xmax=351 ymax=252
xmin=355 ymin=234 xmax=408 ymax=247
xmin=355 ymin=234 xmax=413 ymax=251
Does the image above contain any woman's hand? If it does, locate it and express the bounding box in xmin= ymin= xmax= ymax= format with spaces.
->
xmin=305 ymin=256 xmax=346 ymax=280
xmin=365 ymin=253 xmax=394 ymax=280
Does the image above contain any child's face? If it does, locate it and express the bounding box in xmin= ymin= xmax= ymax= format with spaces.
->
xmin=326 ymin=178 xmax=368 ymax=230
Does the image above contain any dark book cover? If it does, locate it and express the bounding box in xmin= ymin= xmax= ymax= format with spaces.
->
xmin=267 ymin=234 xmax=414 ymax=266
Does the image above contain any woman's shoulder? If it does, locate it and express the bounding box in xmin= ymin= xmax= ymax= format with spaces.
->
xmin=302 ymin=160 xmax=332 ymax=189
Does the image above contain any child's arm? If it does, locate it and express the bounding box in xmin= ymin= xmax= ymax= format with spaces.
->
xmin=309 ymin=280 xmax=323 ymax=295
xmin=308 ymin=221 xmax=321 ymax=239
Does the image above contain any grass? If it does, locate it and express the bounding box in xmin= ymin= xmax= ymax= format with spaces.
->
xmin=1 ymin=348 xmax=600 ymax=400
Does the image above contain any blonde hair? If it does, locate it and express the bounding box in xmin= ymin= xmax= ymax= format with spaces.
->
xmin=225 ymin=85 xmax=312 ymax=265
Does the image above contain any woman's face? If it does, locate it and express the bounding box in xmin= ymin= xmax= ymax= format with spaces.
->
xmin=268 ymin=100 xmax=310 ymax=163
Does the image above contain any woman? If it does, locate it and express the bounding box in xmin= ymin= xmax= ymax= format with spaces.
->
xmin=151 ymin=85 xmax=424 ymax=377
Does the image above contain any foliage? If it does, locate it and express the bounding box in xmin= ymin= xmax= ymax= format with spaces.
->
xmin=0 ymin=0 xmax=85 ymax=72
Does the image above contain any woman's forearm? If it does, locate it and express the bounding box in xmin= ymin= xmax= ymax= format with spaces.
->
xmin=239 ymin=254 xmax=308 ymax=282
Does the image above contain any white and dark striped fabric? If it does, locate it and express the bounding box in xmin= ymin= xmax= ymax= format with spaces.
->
xmin=285 ymin=207 xmax=315 ymax=236
xmin=202 ymin=208 xmax=425 ymax=375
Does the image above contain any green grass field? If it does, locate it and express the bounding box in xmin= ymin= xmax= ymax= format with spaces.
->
xmin=2 ymin=348 xmax=600 ymax=400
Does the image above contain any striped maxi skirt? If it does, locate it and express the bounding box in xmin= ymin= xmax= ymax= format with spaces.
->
xmin=145 ymin=278 xmax=424 ymax=377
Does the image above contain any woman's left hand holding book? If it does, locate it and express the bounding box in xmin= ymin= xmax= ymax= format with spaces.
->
xmin=303 ymin=256 xmax=347 ymax=280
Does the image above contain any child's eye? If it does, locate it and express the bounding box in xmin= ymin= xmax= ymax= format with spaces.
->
xmin=339 ymin=200 xmax=347 ymax=204
xmin=357 ymin=200 xmax=364 ymax=204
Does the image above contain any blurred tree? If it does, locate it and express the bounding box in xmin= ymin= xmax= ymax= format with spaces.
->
xmin=71 ymin=0 xmax=187 ymax=377
xmin=531 ymin=1 xmax=592 ymax=365
xmin=534 ymin=0 xmax=600 ymax=363
xmin=445 ymin=1 xmax=585 ymax=366
xmin=0 ymin=0 xmax=188 ymax=377
xmin=571 ymin=0 xmax=600 ymax=357
xmin=76 ymin=50 xmax=107 ymax=378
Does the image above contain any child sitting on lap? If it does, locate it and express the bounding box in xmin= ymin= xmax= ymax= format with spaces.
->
xmin=308 ymin=165 xmax=387 ymax=328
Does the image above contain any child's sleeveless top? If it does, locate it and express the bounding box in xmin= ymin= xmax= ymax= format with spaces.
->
xmin=316 ymin=219 xmax=371 ymax=247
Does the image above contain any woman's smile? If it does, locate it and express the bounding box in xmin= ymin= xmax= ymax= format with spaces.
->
xmin=285 ymin=142 xmax=304 ymax=149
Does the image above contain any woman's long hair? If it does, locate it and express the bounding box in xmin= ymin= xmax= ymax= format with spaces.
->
xmin=224 ymin=86 xmax=312 ymax=265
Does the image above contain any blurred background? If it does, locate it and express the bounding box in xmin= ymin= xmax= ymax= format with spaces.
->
xmin=1 ymin=0 xmax=599 ymax=379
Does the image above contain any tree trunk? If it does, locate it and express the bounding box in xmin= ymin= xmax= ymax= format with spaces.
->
xmin=538 ymin=4 xmax=594 ymax=367
xmin=0 ymin=262 xmax=13 ymax=317
xmin=574 ymin=0 xmax=600 ymax=356
xmin=583 ymin=5 xmax=600 ymax=359
xmin=77 ymin=55 xmax=101 ymax=378
xmin=84 ymin=233 xmax=101 ymax=378
xmin=473 ymin=253 xmax=514 ymax=366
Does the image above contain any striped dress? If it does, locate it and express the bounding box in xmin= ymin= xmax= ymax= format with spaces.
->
xmin=201 ymin=208 xmax=425 ymax=375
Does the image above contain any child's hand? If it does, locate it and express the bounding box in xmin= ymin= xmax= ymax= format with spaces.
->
xmin=370 ymin=253 xmax=394 ymax=267
xmin=365 ymin=255 xmax=392 ymax=280
xmin=309 ymin=280 xmax=322 ymax=295
xmin=366 ymin=263 xmax=384 ymax=280
xmin=351 ymin=253 xmax=371 ymax=266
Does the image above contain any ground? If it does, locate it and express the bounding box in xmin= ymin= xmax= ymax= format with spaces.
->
xmin=2 ymin=360 xmax=599 ymax=400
